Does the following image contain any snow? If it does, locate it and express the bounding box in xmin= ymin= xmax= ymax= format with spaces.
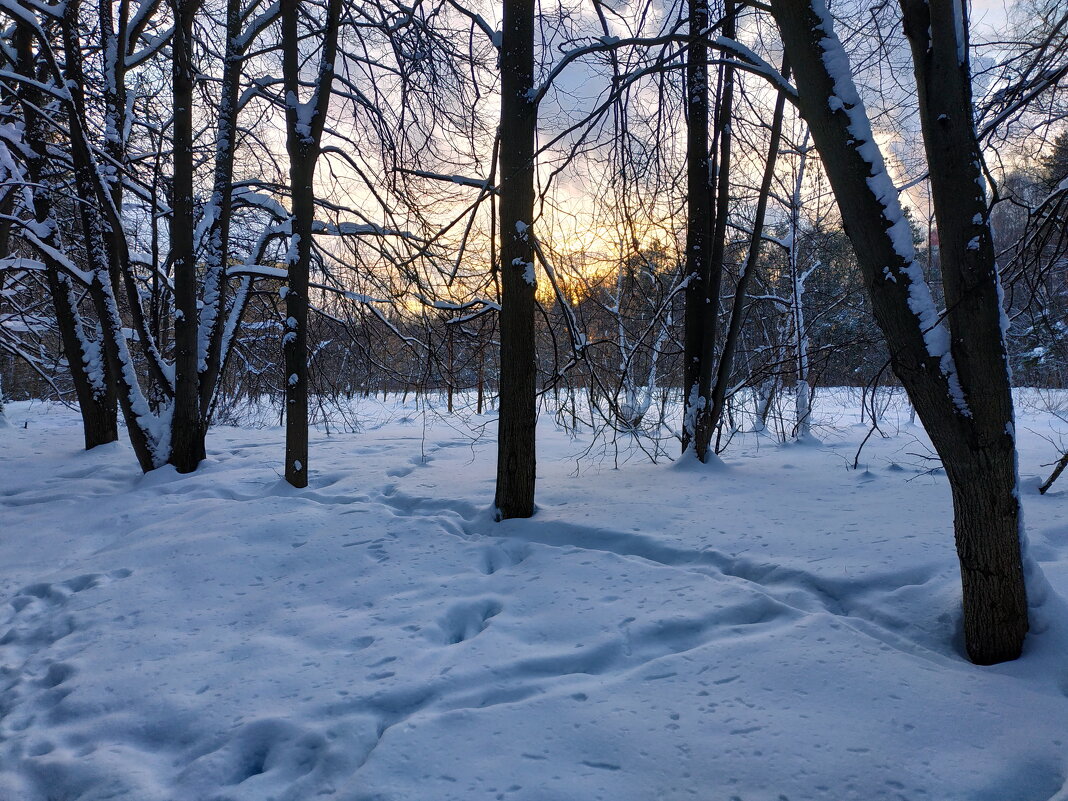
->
xmin=812 ymin=0 xmax=970 ymax=418
xmin=2 ymin=392 xmax=1068 ymax=801
xmin=952 ymin=0 xmax=967 ymax=64
xmin=512 ymin=257 xmax=536 ymax=287
xmin=286 ymin=92 xmax=314 ymax=144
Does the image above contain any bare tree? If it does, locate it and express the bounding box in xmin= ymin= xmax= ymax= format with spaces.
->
xmin=280 ymin=0 xmax=343 ymax=487
xmin=494 ymin=0 xmax=538 ymax=518
xmin=771 ymin=0 xmax=1028 ymax=664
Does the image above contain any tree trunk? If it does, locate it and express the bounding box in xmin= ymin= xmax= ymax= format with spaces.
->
xmin=900 ymin=0 xmax=1027 ymax=663
xmin=494 ymin=0 xmax=538 ymax=519
xmin=46 ymin=270 xmax=119 ymax=449
xmin=690 ymin=0 xmax=736 ymax=458
xmin=476 ymin=351 xmax=485 ymax=414
xmin=1039 ymin=450 xmax=1068 ymax=494
xmin=947 ymin=450 xmax=1027 ymax=663
xmin=281 ymin=0 xmax=341 ymax=487
xmin=198 ymin=0 xmax=245 ymax=416
xmin=283 ymin=156 xmax=313 ymax=487
xmin=170 ymin=0 xmax=207 ymax=472
xmin=60 ymin=0 xmax=165 ymax=471
xmin=680 ymin=0 xmax=712 ymax=457
xmin=770 ymin=0 xmax=1027 ymax=663
xmin=708 ymin=57 xmax=788 ymax=436
xmin=12 ymin=22 xmax=118 ymax=450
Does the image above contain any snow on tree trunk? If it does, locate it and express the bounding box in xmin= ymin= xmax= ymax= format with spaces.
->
xmin=494 ymin=0 xmax=538 ymax=519
xmin=680 ymin=0 xmax=713 ymax=458
xmin=11 ymin=19 xmax=118 ymax=450
xmin=170 ymin=0 xmax=207 ymax=473
xmin=771 ymin=0 xmax=1028 ymax=664
xmin=281 ymin=0 xmax=341 ymax=487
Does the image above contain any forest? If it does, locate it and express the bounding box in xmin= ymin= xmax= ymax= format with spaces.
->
xmin=1 ymin=0 xmax=1067 ymax=798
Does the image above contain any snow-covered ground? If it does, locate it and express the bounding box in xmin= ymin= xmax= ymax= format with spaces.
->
xmin=1 ymin=391 xmax=1067 ymax=801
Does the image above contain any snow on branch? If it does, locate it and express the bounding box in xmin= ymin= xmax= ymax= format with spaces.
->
xmin=397 ymin=168 xmax=495 ymax=192
xmin=310 ymin=220 xmax=418 ymax=240
xmin=711 ymin=36 xmax=798 ymax=100
xmin=226 ymin=263 xmax=288 ymax=280
xmin=809 ymin=0 xmax=969 ymax=417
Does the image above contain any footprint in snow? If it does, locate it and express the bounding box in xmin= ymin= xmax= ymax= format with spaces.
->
xmin=435 ymin=599 xmax=503 ymax=645
xmin=175 ymin=718 xmax=331 ymax=793
xmin=1 ymin=569 xmax=133 ymax=649
xmin=475 ymin=542 xmax=530 ymax=575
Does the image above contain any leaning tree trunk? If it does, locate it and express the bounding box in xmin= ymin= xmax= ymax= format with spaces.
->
xmin=199 ymin=0 xmax=250 ymax=417
xmin=770 ymin=0 xmax=1027 ymax=664
xmin=900 ymin=0 xmax=1027 ymax=664
xmin=494 ymin=0 xmax=538 ymax=519
xmin=1039 ymin=450 xmax=1068 ymax=495
xmin=708 ymin=56 xmax=789 ymax=437
xmin=45 ymin=270 xmax=119 ymax=449
xmin=12 ymin=22 xmax=118 ymax=450
xmin=60 ymin=0 xmax=168 ymax=472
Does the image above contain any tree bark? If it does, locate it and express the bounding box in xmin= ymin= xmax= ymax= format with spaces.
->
xmin=494 ymin=0 xmax=538 ymax=519
xmin=198 ymin=0 xmax=245 ymax=415
xmin=46 ymin=270 xmax=119 ymax=449
xmin=170 ymin=0 xmax=207 ymax=472
xmin=770 ymin=0 xmax=1027 ymax=664
xmin=60 ymin=0 xmax=164 ymax=471
xmin=690 ymin=0 xmax=736 ymax=459
xmin=680 ymin=0 xmax=712 ymax=457
xmin=12 ymin=22 xmax=118 ymax=450
xmin=281 ymin=0 xmax=341 ymax=487
xmin=900 ymin=0 xmax=1027 ymax=664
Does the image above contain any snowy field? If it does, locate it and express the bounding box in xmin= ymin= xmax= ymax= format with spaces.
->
xmin=2 ymin=391 xmax=1068 ymax=801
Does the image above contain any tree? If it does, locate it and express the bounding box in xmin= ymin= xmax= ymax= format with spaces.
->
xmin=707 ymin=54 xmax=790 ymax=442
xmin=170 ymin=0 xmax=207 ymax=472
xmin=280 ymin=0 xmax=342 ymax=487
xmin=494 ymin=0 xmax=538 ymax=519
xmin=1039 ymin=131 xmax=1068 ymax=190
xmin=3 ymin=19 xmax=119 ymax=451
xmin=770 ymin=0 xmax=1028 ymax=664
xmin=679 ymin=0 xmax=714 ymax=460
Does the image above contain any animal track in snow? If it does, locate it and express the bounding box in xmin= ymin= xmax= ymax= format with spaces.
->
xmin=38 ymin=661 xmax=74 ymax=688
xmin=176 ymin=718 xmax=331 ymax=797
xmin=475 ymin=542 xmax=530 ymax=575
xmin=1 ymin=569 xmax=131 ymax=651
xmin=0 ymin=569 xmax=133 ymax=739
xmin=436 ymin=599 xmax=503 ymax=645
